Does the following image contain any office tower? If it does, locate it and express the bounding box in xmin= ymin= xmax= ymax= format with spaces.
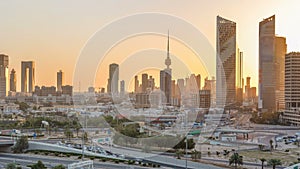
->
xmin=196 ymin=74 xmax=201 ymax=90
xmin=142 ymin=73 xmax=148 ymax=93
xmin=203 ymin=76 xmax=216 ymax=107
xmin=107 ymin=63 xmax=119 ymax=94
xmin=259 ymin=15 xmax=276 ymax=111
xmin=177 ymin=79 xmax=185 ymax=94
xmin=160 ymin=31 xmax=172 ymax=105
xmin=10 ymin=69 xmax=16 ymax=92
xmin=275 ymin=37 xmax=287 ymax=110
xmin=199 ymin=90 xmax=211 ymax=108
xmin=134 ymin=75 xmax=139 ymax=93
xmin=245 ymin=77 xmax=251 ymax=99
xmin=148 ymin=76 xmax=155 ymax=91
xmin=259 ymin=15 xmax=286 ymax=112
xmin=283 ymin=52 xmax=300 ymax=125
xmin=237 ymin=50 xmax=243 ymax=89
xmin=120 ymin=80 xmax=125 ymax=95
xmin=236 ymin=50 xmax=243 ymax=105
xmin=216 ymin=16 xmax=236 ymax=107
xmin=0 ymin=54 xmax=9 ymax=97
xmin=21 ymin=61 xmax=35 ymax=93
xmin=171 ymin=80 xmax=176 ymax=97
xmin=57 ymin=70 xmax=64 ymax=92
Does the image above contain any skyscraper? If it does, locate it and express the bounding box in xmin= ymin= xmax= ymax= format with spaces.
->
xmin=275 ymin=36 xmax=287 ymax=110
xmin=259 ymin=15 xmax=275 ymax=111
xmin=21 ymin=61 xmax=35 ymax=93
xmin=283 ymin=52 xmax=300 ymax=125
xmin=160 ymin=31 xmax=172 ymax=105
xmin=237 ymin=50 xmax=243 ymax=89
xmin=259 ymin=15 xmax=286 ymax=112
xmin=57 ymin=70 xmax=64 ymax=92
xmin=120 ymin=80 xmax=125 ymax=95
xmin=236 ymin=50 xmax=243 ymax=105
xmin=10 ymin=69 xmax=16 ymax=92
xmin=134 ymin=75 xmax=139 ymax=93
xmin=142 ymin=73 xmax=148 ymax=93
xmin=0 ymin=54 xmax=9 ymax=97
xmin=216 ymin=16 xmax=236 ymax=107
xmin=107 ymin=63 xmax=119 ymax=94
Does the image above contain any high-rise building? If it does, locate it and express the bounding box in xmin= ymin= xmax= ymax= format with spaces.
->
xmin=275 ymin=36 xmax=287 ymax=110
xmin=134 ymin=75 xmax=139 ymax=93
xmin=0 ymin=54 xmax=9 ymax=97
xmin=142 ymin=73 xmax=148 ymax=93
xmin=148 ymin=76 xmax=155 ymax=91
xmin=203 ymin=76 xmax=216 ymax=107
xmin=160 ymin=31 xmax=172 ymax=105
xmin=237 ymin=50 xmax=243 ymax=89
xmin=259 ymin=15 xmax=286 ymax=112
xmin=259 ymin=15 xmax=276 ymax=112
xmin=10 ymin=69 xmax=16 ymax=92
xmin=57 ymin=70 xmax=64 ymax=92
xmin=216 ymin=16 xmax=236 ymax=107
xmin=120 ymin=80 xmax=125 ymax=95
xmin=21 ymin=61 xmax=35 ymax=93
xmin=196 ymin=74 xmax=201 ymax=90
xmin=283 ymin=52 xmax=300 ymax=125
xmin=245 ymin=76 xmax=251 ymax=99
xmin=107 ymin=63 xmax=119 ymax=94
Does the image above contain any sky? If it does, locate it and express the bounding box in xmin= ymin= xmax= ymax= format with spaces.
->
xmin=0 ymin=0 xmax=300 ymax=92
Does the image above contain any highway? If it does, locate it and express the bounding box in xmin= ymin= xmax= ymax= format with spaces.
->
xmin=0 ymin=153 xmax=148 ymax=169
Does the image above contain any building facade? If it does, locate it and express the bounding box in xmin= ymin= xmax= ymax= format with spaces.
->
xmin=283 ymin=52 xmax=300 ymax=125
xmin=216 ymin=16 xmax=236 ymax=107
xmin=0 ymin=54 xmax=9 ymax=97
xmin=10 ymin=69 xmax=16 ymax=92
xmin=57 ymin=70 xmax=64 ymax=92
xmin=21 ymin=61 xmax=35 ymax=93
xmin=107 ymin=63 xmax=119 ymax=94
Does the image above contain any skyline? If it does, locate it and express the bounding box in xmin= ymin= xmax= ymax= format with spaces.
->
xmin=1 ymin=1 xmax=300 ymax=92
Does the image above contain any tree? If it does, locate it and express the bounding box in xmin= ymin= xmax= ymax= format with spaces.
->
xmin=64 ymin=128 xmax=73 ymax=141
xmin=191 ymin=150 xmax=201 ymax=160
xmin=6 ymin=163 xmax=17 ymax=169
xmin=175 ymin=150 xmax=182 ymax=159
xmin=31 ymin=160 xmax=46 ymax=169
xmin=12 ymin=136 xmax=29 ymax=153
xmin=53 ymin=164 xmax=66 ymax=169
xmin=258 ymin=144 xmax=265 ymax=151
xmin=268 ymin=159 xmax=282 ymax=169
xmin=229 ymin=153 xmax=243 ymax=169
xmin=260 ymin=158 xmax=266 ymax=169
xmin=75 ymin=124 xmax=81 ymax=137
xmin=83 ymin=132 xmax=88 ymax=143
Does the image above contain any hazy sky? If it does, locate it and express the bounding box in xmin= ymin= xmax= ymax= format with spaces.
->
xmin=0 ymin=0 xmax=299 ymax=92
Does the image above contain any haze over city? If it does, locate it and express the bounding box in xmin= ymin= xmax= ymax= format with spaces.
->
xmin=1 ymin=0 xmax=300 ymax=91
xmin=2 ymin=1 xmax=300 ymax=169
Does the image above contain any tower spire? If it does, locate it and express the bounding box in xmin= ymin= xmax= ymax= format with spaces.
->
xmin=165 ymin=30 xmax=171 ymax=69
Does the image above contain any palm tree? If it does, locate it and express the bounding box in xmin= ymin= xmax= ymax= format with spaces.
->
xmin=260 ymin=158 xmax=266 ymax=169
xmin=269 ymin=139 xmax=274 ymax=151
xmin=268 ymin=159 xmax=282 ymax=169
xmin=229 ymin=153 xmax=243 ymax=169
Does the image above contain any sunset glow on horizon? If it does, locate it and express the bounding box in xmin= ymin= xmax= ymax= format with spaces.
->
xmin=1 ymin=0 xmax=300 ymax=92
